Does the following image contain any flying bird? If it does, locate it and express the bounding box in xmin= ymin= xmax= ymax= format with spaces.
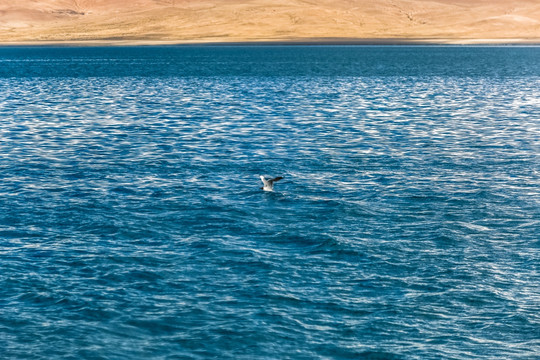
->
xmin=260 ymin=175 xmax=283 ymax=191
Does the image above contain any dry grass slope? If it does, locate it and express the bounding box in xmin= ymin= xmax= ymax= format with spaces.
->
xmin=1 ymin=0 xmax=539 ymax=44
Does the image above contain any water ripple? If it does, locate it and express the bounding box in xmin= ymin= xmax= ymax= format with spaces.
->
xmin=0 ymin=47 xmax=539 ymax=359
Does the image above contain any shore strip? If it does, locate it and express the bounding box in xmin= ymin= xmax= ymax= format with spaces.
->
xmin=1 ymin=37 xmax=540 ymax=47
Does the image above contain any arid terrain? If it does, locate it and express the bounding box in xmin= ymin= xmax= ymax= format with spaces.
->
xmin=1 ymin=0 xmax=540 ymax=44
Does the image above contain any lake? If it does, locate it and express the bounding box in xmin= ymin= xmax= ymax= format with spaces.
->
xmin=0 ymin=46 xmax=539 ymax=359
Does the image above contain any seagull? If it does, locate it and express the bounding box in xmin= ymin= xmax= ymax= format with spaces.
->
xmin=260 ymin=175 xmax=283 ymax=192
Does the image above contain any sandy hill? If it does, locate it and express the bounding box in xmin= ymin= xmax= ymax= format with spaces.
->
xmin=1 ymin=0 xmax=540 ymax=44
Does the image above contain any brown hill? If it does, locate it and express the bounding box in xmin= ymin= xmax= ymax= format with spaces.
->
xmin=1 ymin=0 xmax=539 ymax=44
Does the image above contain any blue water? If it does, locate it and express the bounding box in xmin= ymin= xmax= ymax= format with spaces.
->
xmin=0 ymin=46 xmax=539 ymax=359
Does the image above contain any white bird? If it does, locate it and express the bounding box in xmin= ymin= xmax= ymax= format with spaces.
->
xmin=260 ymin=175 xmax=283 ymax=191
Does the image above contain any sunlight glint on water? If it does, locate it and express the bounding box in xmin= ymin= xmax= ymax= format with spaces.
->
xmin=0 ymin=46 xmax=539 ymax=360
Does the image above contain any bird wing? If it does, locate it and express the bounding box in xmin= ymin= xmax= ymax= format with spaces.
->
xmin=260 ymin=175 xmax=268 ymax=185
xmin=270 ymin=176 xmax=283 ymax=183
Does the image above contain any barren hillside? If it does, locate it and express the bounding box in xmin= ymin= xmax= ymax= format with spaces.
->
xmin=1 ymin=0 xmax=539 ymax=43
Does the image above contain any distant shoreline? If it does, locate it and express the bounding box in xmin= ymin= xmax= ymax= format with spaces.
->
xmin=3 ymin=0 xmax=539 ymax=49
xmin=1 ymin=38 xmax=540 ymax=47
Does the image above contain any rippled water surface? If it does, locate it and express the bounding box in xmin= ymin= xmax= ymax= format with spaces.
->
xmin=1 ymin=46 xmax=539 ymax=359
